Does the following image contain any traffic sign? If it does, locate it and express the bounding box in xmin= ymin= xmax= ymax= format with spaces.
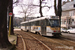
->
xmin=9 ymin=12 xmax=12 ymax=16
xmin=9 ymin=12 xmax=12 ymax=36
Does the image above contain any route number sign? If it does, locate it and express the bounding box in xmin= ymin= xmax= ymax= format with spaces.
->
xmin=9 ymin=12 xmax=12 ymax=16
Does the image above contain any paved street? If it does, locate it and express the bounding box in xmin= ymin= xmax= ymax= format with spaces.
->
xmin=61 ymin=33 xmax=75 ymax=41
xmin=14 ymin=29 xmax=21 ymax=31
xmin=14 ymin=29 xmax=75 ymax=50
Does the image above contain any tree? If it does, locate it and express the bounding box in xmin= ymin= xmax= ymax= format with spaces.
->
xmin=54 ymin=0 xmax=62 ymax=29
xmin=0 ymin=0 xmax=12 ymax=48
xmin=54 ymin=0 xmax=58 ymax=16
xmin=39 ymin=0 xmax=43 ymax=17
xmin=18 ymin=3 xmax=35 ymax=21
xmin=39 ymin=0 xmax=52 ymax=17
xmin=9 ymin=0 xmax=20 ymax=35
xmin=54 ymin=0 xmax=62 ymax=16
xmin=58 ymin=0 xmax=62 ymax=25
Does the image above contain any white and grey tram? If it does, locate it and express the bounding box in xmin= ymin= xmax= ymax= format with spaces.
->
xmin=20 ymin=16 xmax=61 ymax=36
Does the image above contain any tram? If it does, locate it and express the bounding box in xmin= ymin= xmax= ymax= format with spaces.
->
xmin=20 ymin=16 xmax=61 ymax=37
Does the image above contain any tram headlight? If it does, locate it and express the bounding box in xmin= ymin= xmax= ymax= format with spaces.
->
xmin=54 ymin=31 xmax=56 ymax=32
xmin=58 ymin=31 xmax=60 ymax=32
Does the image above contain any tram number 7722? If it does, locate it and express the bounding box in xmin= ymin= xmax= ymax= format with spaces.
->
xmin=21 ymin=16 xmax=61 ymax=37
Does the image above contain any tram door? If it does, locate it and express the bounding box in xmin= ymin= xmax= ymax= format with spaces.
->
xmin=40 ymin=20 xmax=46 ymax=35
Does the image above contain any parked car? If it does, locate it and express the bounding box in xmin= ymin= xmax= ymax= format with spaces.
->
xmin=67 ymin=28 xmax=75 ymax=34
xmin=61 ymin=28 xmax=67 ymax=33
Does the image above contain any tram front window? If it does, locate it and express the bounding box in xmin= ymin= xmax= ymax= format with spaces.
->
xmin=47 ymin=19 xmax=59 ymax=27
xmin=49 ymin=19 xmax=60 ymax=27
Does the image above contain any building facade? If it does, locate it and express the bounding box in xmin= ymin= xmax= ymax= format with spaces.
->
xmin=61 ymin=0 xmax=75 ymax=28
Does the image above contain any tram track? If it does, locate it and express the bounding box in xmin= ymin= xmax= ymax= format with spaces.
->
xmin=25 ymin=32 xmax=74 ymax=50
xmin=60 ymin=37 xmax=75 ymax=44
xmin=26 ymin=32 xmax=74 ymax=50
xmin=18 ymin=34 xmax=26 ymax=50
xmin=16 ymin=35 xmax=24 ymax=50
xmin=64 ymin=39 xmax=75 ymax=43
xmin=15 ymin=31 xmax=52 ymax=50
xmin=25 ymin=32 xmax=52 ymax=50
xmin=47 ymin=37 xmax=75 ymax=50
xmin=15 ymin=31 xmax=75 ymax=50
xmin=16 ymin=33 xmax=26 ymax=50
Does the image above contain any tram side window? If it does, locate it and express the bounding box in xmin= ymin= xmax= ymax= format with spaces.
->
xmin=26 ymin=23 xmax=28 ymax=26
xmin=25 ymin=23 xmax=26 ymax=26
xmin=31 ymin=22 xmax=33 ymax=26
xmin=25 ymin=23 xmax=29 ymax=26
xmin=29 ymin=22 xmax=31 ymax=26
xmin=22 ymin=24 xmax=25 ymax=26
xmin=27 ymin=23 xmax=29 ymax=26
xmin=35 ymin=21 xmax=39 ymax=26
xmin=31 ymin=22 xmax=35 ymax=26
xmin=21 ymin=24 xmax=22 ymax=26
xmin=39 ymin=19 xmax=46 ymax=26
xmin=25 ymin=23 xmax=27 ymax=26
xmin=46 ymin=20 xmax=50 ymax=26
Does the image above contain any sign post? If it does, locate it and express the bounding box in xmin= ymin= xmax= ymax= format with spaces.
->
xmin=9 ymin=12 xmax=12 ymax=36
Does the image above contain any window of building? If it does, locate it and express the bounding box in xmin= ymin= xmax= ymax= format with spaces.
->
xmin=72 ymin=19 xmax=74 ymax=21
xmin=61 ymin=19 xmax=65 ymax=24
xmin=69 ymin=11 xmax=74 ymax=16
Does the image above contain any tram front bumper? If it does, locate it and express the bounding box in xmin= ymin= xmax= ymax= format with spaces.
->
xmin=52 ymin=33 xmax=61 ymax=36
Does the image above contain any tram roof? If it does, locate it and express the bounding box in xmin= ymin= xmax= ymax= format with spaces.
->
xmin=20 ymin=17 xmax=48 ymax=24
xmin=29 ymin=17 xmax=49 ymax=22
xmin=20 ymin=21 xmax=29 ymax=24
xmin=28 ymin=16 xmax=59 ymax=22
xmin=21 ymin=16 xmax=59 ymax=24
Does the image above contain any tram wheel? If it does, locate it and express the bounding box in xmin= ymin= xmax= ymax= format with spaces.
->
xmin=37 ymin=32 xmax=40 ymax=35
xmin=35 ymin=32 xmax=37 ymax=34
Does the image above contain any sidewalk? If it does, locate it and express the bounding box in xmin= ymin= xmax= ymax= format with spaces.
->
xmin=8 ymin=35 xmax=17 ymax=45
xmin=0 ymin=35 xmax=17 ymax=50
xmin=8 ymin=28 xmax=20 ymax=45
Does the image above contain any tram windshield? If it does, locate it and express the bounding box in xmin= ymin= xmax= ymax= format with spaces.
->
xmin=48 ymin=19 xmax=60 ymax=27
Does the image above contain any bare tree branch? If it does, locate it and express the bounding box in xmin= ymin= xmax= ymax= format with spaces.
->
xmin=13 ymin=0 xmax=19 ymax=4
xmin=17 ymin=2 xmax=35 ymax=21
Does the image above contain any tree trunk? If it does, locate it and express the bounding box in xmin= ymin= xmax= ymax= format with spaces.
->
xmin=54 ymin=0 xmax=58 ymax=16
xmin=39 ymin=0 xmax=43 ymax=17
xmin=0 ymin=0 xmax=12 ymax=48
xmin=54 ymin=0 xmax=62 ymax=31
xmin=58 ymin=0 xmax=62 ymax=28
